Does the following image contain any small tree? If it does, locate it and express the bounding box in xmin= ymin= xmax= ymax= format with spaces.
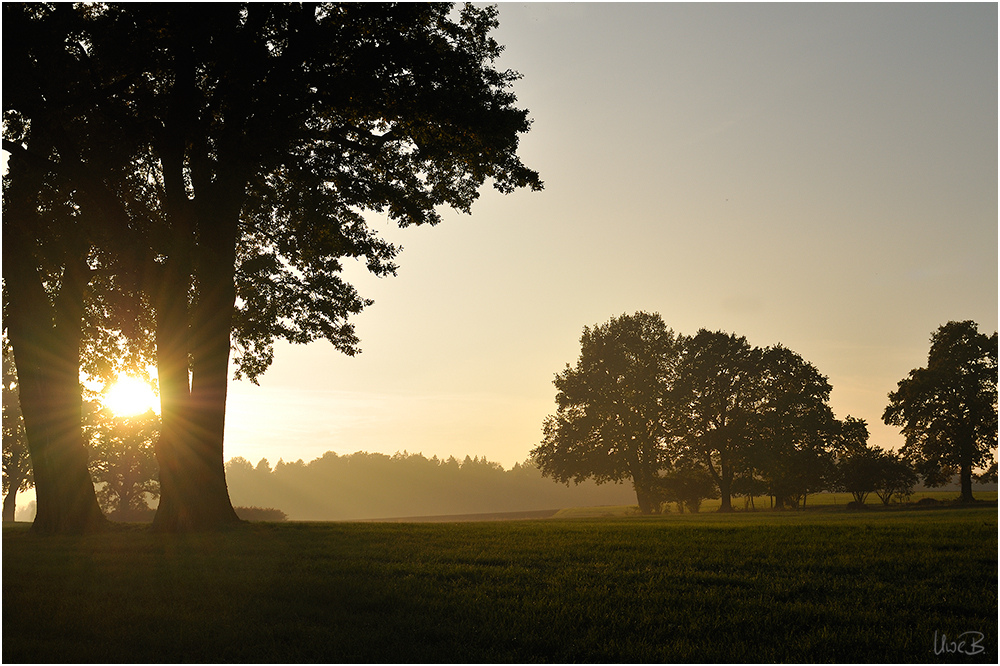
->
xmin=872 ymin=452 xmax=918 ymax=506
xmin=657 ymin=464 xmax=719 ymax=513
xmin=84 ymin=403 xmax=160 ymax=518
xmin=834 ymin=446 xmax=884 ymax=505
xmin=731 ymin=471 xmax=768 ymax=510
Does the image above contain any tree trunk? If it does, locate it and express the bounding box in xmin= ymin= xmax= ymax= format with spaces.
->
xmin=151 ymin=260 xmax=239 ymax=531
xmin=628 ymin=449 xmax=660 ymax=515
xmin=4 ymin=253 xmax=106 ymax=534
xmin=3 ymin=172 xmax=106 ymax=534
xmin=717 ymin=453 xmax=734 ymax=512
xmin=2 ymin=490 xmax=18 ymax=522
xmin=151 ymin=190 xmax=241 ymax=532
xmin=633 ymin=485 xmax=658 ymax=515
xmin=959 ymin=436 xmax=975 ymax=503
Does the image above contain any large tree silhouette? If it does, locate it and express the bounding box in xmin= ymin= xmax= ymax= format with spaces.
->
xmin=3 ymin=3 xmax=541 ymax=532
xmin=533 ymin=312 xmax=681 ymax=514
xmin=672 ymin=330 xmax=764 ymax=512
xmin=753 ymin=344 xmax=838 ymax=508
xmin=883 ymin=320 xmax=997 ymax=502
xmin=672 ymin=332 xmax=839 ymax=511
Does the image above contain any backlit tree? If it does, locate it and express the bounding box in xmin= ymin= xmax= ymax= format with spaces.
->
xmin=4 ymin=3 xmax=541 ymax=531
xmin=533 ymin=312 xmax=681 ymax=514
xmin=883 ymin=321 xmax=998 ymax=502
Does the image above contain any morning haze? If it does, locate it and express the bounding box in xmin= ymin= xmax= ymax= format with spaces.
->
xmin=224 ymin=3 xmax=996 ymax=471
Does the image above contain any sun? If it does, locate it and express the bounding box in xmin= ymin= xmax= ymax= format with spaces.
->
xmin=104 ymin=375 xmax=159 ymax=417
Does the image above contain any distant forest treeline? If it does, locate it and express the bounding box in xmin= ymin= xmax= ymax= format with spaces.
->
xmin=225 ymin=452 xmax=636 ymax=521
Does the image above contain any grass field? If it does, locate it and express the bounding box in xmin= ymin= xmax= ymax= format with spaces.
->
xmin=554 ymin=490 xmax=1000 ymax=517
xmin=3 ymin=502 xmax=996 ymax=663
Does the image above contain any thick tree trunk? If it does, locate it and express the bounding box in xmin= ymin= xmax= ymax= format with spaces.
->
xmin=718 ymin=483 xmax=734 ymax=511
xmin=3 ymin=236 xmax=106 ymax=534
xmin=633 ymin=485 xmax=658 ymax=515
xmin=628 ymin=446 xmax=661 ymax=515
xmin=151 ymin=189 xmax=241 ymax=532
xmin=151 ymin=261 xmax=239 ymax=531
xmin=717 ymin=452 xmax=734 ymax=512
xmin=959 ymin=461 xmax=975 ymax=502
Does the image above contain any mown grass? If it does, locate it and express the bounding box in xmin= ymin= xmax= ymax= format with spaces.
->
xmin=3 ymin=504 xmax=996 ymax=663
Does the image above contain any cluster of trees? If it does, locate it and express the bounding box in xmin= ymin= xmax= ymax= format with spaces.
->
xmin=224 ymin=451 xmax=636 ymax=521
xmin=2 ymin=3 xmax=540 ymax=533
xmin=82 ymin=402 xmax=160 ymax=519
xmin=834 ymin=446 xmax=917 ymax=506
xmin=533 ymin=313 xmax=997 ymax=513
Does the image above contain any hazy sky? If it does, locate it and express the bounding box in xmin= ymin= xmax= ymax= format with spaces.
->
xmin=224 ymin=3 xmax=997 ymax=470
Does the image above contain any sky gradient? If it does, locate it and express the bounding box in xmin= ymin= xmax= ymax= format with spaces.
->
xmin=223 ymin=3 xmax=997 ymax=470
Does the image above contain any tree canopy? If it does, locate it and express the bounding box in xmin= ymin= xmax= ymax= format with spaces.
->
xmin=883 ymin=320 xmax=997 ymax=502
xmin=533 ymin=312 xmax=681 ymax=513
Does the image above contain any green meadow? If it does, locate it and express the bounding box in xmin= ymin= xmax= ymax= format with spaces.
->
xmin=3 ymin=503 xmax=996 ymax=663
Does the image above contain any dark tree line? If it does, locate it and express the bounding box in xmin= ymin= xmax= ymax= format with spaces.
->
xmin=3 ymin=3 xmax=540 ymax=533
xmin=533 ymin=313 xmax=997 ymax=513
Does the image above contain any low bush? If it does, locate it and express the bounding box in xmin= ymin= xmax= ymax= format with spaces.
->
xmin=234 ymin=506 xmax=287 ymax=522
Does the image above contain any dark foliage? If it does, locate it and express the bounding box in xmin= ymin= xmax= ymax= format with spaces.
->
xmin=3 ymin=2 xmax=541 ymax=532
xmin=533 ymin=312 xmax=680 ymax=514
xmin=233 ymin=506 xmax=287 ymax=522
xmin=536 ymin=315 xmax=848 ymax=513
xmin=884 ymin=321 xmax=997 ymax=502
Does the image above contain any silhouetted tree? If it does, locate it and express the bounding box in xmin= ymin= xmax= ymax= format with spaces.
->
xmin=84 ymin=403 xmax=160 ymax=518
xmin=731 ymin=471 xmax=768 ymax=510
xmin=3 ymin=3 xmax=160 ymax=533
xmin=836 ymin=416 xmax=871 ymax=453
xmin=672 ymin=330 xmax=765 ymax=512
xmin=834 ymin=446 xmax=884 ymax=505
xmin=2 ymin=127 xmax=111 ymax=533
xmin=4 ymin=3 xmax=541 ymax=531
xmin=872 ymin=451 xmax=918 ymax=506
xmin=2 ymin=338 xmax=33 ymax=521
xmin=883 ymin=321 xmax=998 ymax=502
xmin=532 ymin=312 xmax=682 ymax=514
xmin=754 ymin=344 xmax=838 ymax=508
xmin=657 ymin=464 xmax=718 ymax=513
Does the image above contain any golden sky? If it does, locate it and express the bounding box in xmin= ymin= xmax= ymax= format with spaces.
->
xmin=224 ymin=3 xmax=997 ymax=469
